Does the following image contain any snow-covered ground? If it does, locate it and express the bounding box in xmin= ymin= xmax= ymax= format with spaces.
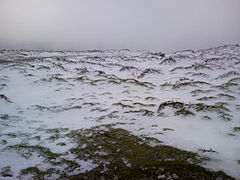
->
xmin=0 ymin=45 xmax=240 ymax=179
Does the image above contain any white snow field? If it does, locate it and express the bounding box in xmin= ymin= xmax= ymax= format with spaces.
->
xmin=0 ymin=45 xmax=240 ymax=179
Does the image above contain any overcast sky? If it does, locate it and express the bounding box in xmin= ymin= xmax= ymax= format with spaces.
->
xmin=0 ymin=0 xmax=240 ymax=52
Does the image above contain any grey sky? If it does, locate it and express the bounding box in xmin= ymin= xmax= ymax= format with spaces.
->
xmin=0 ymin=0 xmax=240 ymax=52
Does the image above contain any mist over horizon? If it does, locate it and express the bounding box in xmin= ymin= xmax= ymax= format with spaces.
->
xmin=0 ymin=0 xmax=240 ymax=52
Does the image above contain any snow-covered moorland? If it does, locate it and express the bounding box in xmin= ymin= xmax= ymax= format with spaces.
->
xmin=0 ymin=45 xmax=239 ymax=179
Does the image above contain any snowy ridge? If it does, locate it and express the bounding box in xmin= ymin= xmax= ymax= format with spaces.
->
xmin=0 ymin=45 xmax=240 ymax=179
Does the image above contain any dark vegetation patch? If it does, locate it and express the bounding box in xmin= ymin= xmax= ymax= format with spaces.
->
xmin=233 ymin=127 xmax=240 ymax=132
xmin=160 ymin=81 xmax=211 ymax=89
xmin=199 ymin=148 xmax=218 ymax=153
xmin=119 ymin=66 xmax=139 ymax=72
xmin=97 ymin=111 xmax=119 ymax=121
xmin=15 ymin=125 xmax=233 ymax=179
xmin=0 ymin=59 xmax=11 ymax=64
xmin=157 ymin=101 xmax=231 ymax=120
xmin=215 ymin=71 xmax=240 ymax=80
xmin=113 ymin=102 xmax=134 ymax=109
xmin=217 ymin=93 xmax=236 ymax=100
xmin=0 ymin=83 xmax=7 ymax=90
xmin=147 ymin=52 xmax=165 ymax=58
xmin=36 ymin=65 xmax=51 ymax=70
xmin=213 ymin=82 xmax=239 ymax=92
xmin=0 ymin=94 xmax=12 ymax=103
xmin=196 ymin=96 xmax=217 ymax=101
xmin=202 ymin=116 xmax=212 ymax=120
xmin=191 ymin=89 xmax=216 ymax=97
xmin=80 ymin=76 xmax=156 ymax=88
xmin=90 ymin=107 xmax=109 ymax=112
xmin=52 ymin=62 xmax=67 ymax=71
xmin=138 ymin=68 xmax=161 ymax=79
xmin=172 ymin=81 xmax=211 ymax=89
xmin=145 ymin=96 xmax=160 ymax=101
xmin=124 ymin=109 xmax=154 ymax=116
xmin=171 ymin=63 xmax=212 ymax=72
xmin=6 ymin=144 xmax=61 ymax=160
xmin=34 ymin=76 xmax=68 ymax=83
xmin=160 ymin=56 xmax=176 ymax=65
xmin=163 ymin=128 xmax=174 ymax=131
xmin=227 ymin=77 xmax=240 ymax=83
xmin=0 ymin=114 xmax=9 ymax=120
xmin=205 ymin=57 xmax=224 ymax=63
xmin=133 ymin=102 xmax=156 ymax=107
xmin=191 ymin=72 xmax=209 ymax=78
xmin=33 ymin=105 xmax=82 ymax=112
xmin=0 ymin=166 xmax=13 ymax=177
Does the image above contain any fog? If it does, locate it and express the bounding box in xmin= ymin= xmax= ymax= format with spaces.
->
xmin=0 ymin=0 xmax=240 ymax=52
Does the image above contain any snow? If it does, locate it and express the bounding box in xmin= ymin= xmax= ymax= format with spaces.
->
xmin=0 ymin=45 xmax=240 ymax=179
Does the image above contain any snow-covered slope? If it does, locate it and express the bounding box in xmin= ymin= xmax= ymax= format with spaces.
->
xmin=0 ymin=45 xmax=240 ymax=179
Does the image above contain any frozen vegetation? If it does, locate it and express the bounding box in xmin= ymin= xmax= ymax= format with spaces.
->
xmin=0 ymin=45 xmax=239 ymax=179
